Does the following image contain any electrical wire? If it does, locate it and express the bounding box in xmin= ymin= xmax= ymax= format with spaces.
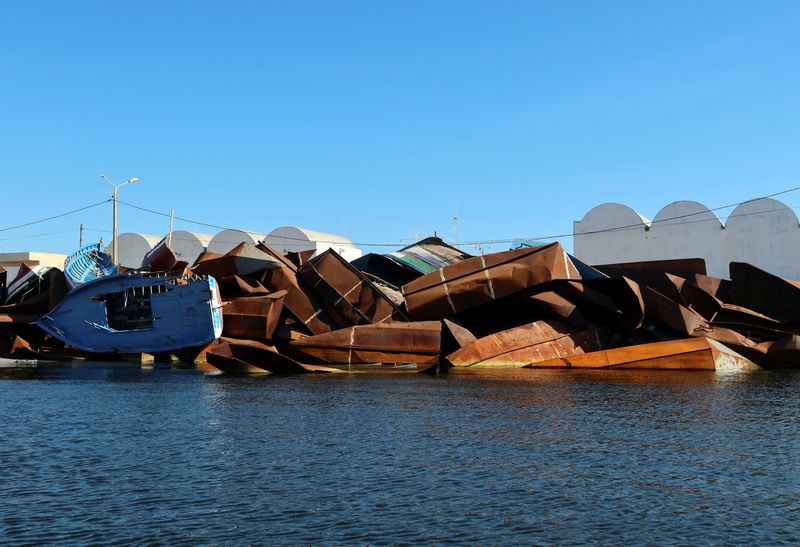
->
xmin=0 ymin=200 xmax=111 ymax=233
xmin=117 ymin=185 xmax=800 ymax=248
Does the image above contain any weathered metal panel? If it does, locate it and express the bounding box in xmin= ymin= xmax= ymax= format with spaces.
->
xmin=287 ymin=321 xmax=441 ymax=366
xmin=402 ymin=242 xmax=581 ymax=321
xmin=298 ymin=249 xmax=407 ymax=326
xmin=525 ymin=338 xmax=758 ymax=370
xmin=447 ymin=319 xmax=606 ymax=368
xmin=221 ymin=291 xmax=286 ymax=342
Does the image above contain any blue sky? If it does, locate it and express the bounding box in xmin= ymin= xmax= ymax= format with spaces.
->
xmin=1 ymin=1 xmax=798 ymax=255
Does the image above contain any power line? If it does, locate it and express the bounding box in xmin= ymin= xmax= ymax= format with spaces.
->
xmin=116 ymin=186 xmax=800 ymax=248
xmin=0 ymin=229 xmax=78 ymax=242
xmin=0 ymin=200 xmax=110 ymax=234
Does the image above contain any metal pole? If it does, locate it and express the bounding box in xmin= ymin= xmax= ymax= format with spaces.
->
xmin=168 ymin=208 xmax=174 ymax=246
xmin=112 ymin=186 xmax=118 ymax=265
xmin=79 ymin=224 xmax=84 ymax=247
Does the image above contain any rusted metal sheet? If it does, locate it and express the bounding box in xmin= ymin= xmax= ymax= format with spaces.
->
xmin=442 ymin=319 xmax=477 ymax=353
xmin=141 ymin=239 xmax=178 ymax=272
xmin=252 ymin=244 xmax=338 ymax=335
xmin=193 ymin=243 xmax=283 ymax=279
xmin=221 ymin=291 xmax=286 ymax=343
xmin=286 ymin=249 xmax=316 ymax=268
xmin=665 ymin=273 xmax=786 ymax=338
xmin=543 ymin=277 xmax=645 ymax=331
xmin=643 ymin=285 xmax=800 ymax=369
xmin=525 ymin=338 xmax=759 ymax=371
xmin=402 ymin=242 xmax=581 ymax=321
xmin=0 ymin=331 xmax=37 ymax=358
xmin=287 ymin=321 xmax=441 ymax=367
xmin=205 ymin=337 xmax=339 ymax=374
xmin=728 ymin=262 xmax=800 ymax=323
xmin=298 ymin=249 xmax=407 ymax=326
xmin=447 ymin=319 xmax=607 ymax=368
xmin=523 ymin=291 xmax=593 ymax=328
xmin=217 ymin=275 xmax=271 ymax=299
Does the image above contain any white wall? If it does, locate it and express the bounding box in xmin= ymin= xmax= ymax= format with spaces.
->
xmin=573 ymin=198 xmax=800 ymax=280
xmin=107 ymin=233 xmax=162 ymax=269
xmin=263 ymin=226 xmax=363 ymax=262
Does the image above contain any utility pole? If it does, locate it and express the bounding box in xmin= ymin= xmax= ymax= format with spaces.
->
xmin=99 ymin=174 xmax=140 ymax=265
xmin=168 ymin=208 xmax=175 ymax=246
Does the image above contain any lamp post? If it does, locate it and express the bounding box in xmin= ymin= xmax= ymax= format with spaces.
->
xmin=99 ymin=174 xmax=139 ymax=265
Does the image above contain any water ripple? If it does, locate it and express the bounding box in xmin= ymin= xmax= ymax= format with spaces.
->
xmin=1 ymin=366 xmax=799 ymax=544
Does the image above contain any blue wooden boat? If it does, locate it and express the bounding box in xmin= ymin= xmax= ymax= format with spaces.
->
xmin=63 ymin=243 xmax=118 ymax=289
xmin=35 ymin=272 xmax=223 ymax=353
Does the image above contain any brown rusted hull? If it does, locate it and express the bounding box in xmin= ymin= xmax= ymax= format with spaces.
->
xmin=193 ymin=243 xmax=283 ymax=279
xmin=205 ymin=338 xmax=338 ymax=374
xmin=287 ymin=321 xmax=441 ymax=366
xmin=298 ymin=249 xmax=407 ymax=326
xmin=221 ymin=291 xmax=286 ymax=343
xmin=402 ymin=243 xmax=581 ymax=321
xmin=728 ymin=262 xmax=800 ymax=322
xmin=447 ymin=320 xmax=607 ymax=368
xmin=141 ymin=240 xmax=178 ymax=272
xmin=524 ymin=338 xmax=759 ymax=371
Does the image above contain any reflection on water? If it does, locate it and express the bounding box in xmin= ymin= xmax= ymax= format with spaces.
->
xmin=1 ymin=363 xmax=799 ymax=544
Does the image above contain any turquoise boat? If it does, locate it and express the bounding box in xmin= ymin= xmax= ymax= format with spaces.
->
xmin=63 ymin=243 xmax=118 ymax=289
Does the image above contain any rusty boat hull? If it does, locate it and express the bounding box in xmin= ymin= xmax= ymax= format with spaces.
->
xmin=524 ymin=338 xmax=759 ymax=371
xmin=447 ymin=319 xmax=606 ymax=368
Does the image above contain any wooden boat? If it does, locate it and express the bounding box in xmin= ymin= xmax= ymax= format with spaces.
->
xmin=205 ymin=338 xmax=339 ymax=374
xmin=287 ymin=321 xmax=441 ymax=369
xmin=523 ymin=338 xmax=759 ymax=371
xmin=446 ymin=319 xmax=606 ymax=368
xmin=63 ymin=243 xmax=118 ymax=289
xmin=35 ymin=272 xmax=223 ymax=353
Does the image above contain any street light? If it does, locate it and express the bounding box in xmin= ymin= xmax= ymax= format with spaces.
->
xmin=99 ymin=173 xmax=140 ymax=265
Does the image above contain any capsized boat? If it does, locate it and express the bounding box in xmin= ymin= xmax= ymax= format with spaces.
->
xmin=401 ymin=242 xmax=583 ymax=321
xmin=287 ymin=321 xmax=442 ymax=370
xmin=35 ymin=272 xmax=223 ymax=353
xmin=64 ymin=243 xmax=118 ymax=289
xmin=205 ymin=338 xmax=339 ymax=374
xmin=524 ymin=338 xmax=759 ymax=371
xmin=140 ymin=238 xmax=179 ymax=273
xmin=446 ymin=319 xmax=607 ymax=368
xmin=4 ymin=264 xmax=52 ymax=304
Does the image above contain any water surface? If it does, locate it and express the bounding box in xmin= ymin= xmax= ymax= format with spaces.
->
xmin=1 ymin=364 xmax=799 ymax=544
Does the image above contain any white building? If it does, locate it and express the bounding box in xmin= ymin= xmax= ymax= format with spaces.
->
xmin=167 ymin=231 xmax=213 ymax=265
xmin=263 ymin=226 xmax=362 ymax=262
xmin=573 ymin=198 xmax=800 ymax=280
xmin=107 ymin=232 xmax=162 ymax=269
xmin=206 ymin=229 xmax=267 ymax=255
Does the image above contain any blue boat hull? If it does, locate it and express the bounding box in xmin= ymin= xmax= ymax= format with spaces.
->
xmin=36 ymin=273 xmax=223 ymax=353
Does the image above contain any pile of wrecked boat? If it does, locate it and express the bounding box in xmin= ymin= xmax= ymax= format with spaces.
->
xmin=1 ymin=235 xmax=798 ymax=375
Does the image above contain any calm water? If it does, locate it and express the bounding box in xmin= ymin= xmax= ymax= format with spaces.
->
xmin=1 ymin=364 xmax=799 ymax=545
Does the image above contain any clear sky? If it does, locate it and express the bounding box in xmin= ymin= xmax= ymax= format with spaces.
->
xmin=1 ymin=1 xmax=799 ymax=256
